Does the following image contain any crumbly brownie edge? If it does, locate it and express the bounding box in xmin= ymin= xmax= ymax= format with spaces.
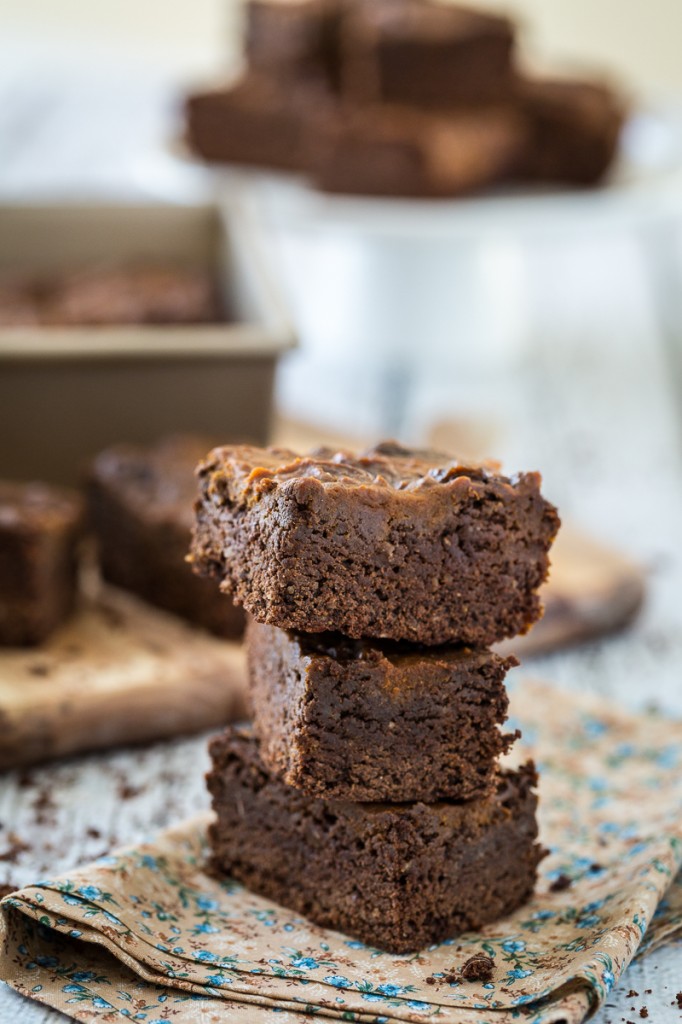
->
xmin=192 ymin=464 xmax=559 ymax=645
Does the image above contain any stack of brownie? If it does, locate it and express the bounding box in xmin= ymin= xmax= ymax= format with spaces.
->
xmin=193 ymin=441 xmax=560 ymax=952
xmin=185 ymin=0 xmax=626 ymax=197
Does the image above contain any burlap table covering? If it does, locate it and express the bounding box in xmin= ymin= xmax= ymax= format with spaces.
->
xmin=1 ymin=678 xmax=680 ymax=1023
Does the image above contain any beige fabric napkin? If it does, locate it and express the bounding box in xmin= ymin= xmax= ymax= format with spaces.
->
xmin=1 ymin=678 xmax=681 ymax=1023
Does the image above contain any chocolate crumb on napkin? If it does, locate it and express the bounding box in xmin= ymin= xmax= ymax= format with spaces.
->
xmin=1 ymin=678 xmax=681 ymax=1024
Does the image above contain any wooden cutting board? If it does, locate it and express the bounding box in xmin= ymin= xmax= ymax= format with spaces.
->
xmin=0 ymin=582 xmax=248 ymax=771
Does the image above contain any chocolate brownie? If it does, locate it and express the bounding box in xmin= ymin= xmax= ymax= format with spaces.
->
xmin=191 ymin=441 xmax=560 ymax=646
xmin=246 ymin=618 xmax=519 ymax=801
xmin=0 ymin=481 xmax=84 ymax=646
xmin=185 ymin=74 xmax=333 ymax=171
xmin=207 ymin=726 xmax=543 ymax=953
xmin=310 ymin=104 xmax=524 ymax=197
xmin=0 ymin=267 xmax=220 ymax=327
xmin=246 ymin=0 xmax=343 ymax=87
xmin=514 ymin=77 xmax=625 ymax=186
xmin=89 ymin=436 xmax=244 ymax=639
xmin=43 ymin=266 xmax=221 ymax=326
xmin=342 ymin=1 xmax=515 ymax=111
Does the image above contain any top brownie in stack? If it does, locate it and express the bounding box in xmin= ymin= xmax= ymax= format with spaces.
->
xmin=89 ymin=435 xmax=244 ymax=639
xmin=191 ymin=441 xmax=559 ymax=646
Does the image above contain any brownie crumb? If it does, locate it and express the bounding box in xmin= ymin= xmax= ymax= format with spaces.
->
xmin=676 ymin=992 xmax=682 ymax=1009
xmin=627 ymin=991 xmax=639 ymax=998
xmin=549 ymin=873 xmax=572 ymax=892
xmin=0 ymin=832 xmax=30 ymax=862
xmin=459 ymin=953 xmax=495 ymax=982
xmin=17 ymin=770 xmax=34 ymax=789
xmin=118 ymin=782 xmax=144 ymax=800
xmin=639 ymin=1009 xmax=648 ymax=1019
xmin=33 ymin=788 xmax=57 ymax=824
xmin=28 ymin=663 xmax=50 ymax=677
xmin=0 ymin=883 xmax=17 ymax=899
xmin=86 ymin=827 xmax=102 ymax=840
xmin=425 ymin=976 xmax=436 ymax=985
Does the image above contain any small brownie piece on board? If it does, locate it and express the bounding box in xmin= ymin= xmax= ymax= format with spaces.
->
xmin=342 ymin=1 xmax=515 ymax=111
xmin=246 ymin=619 xmax=519 ymax=801
xmin=0 ymin=481 xmax=83 ymax=646
xmin=310 ymin=104 xmax=524 ymax=198
xmin=246 ymin=0 xmax=343 ymax=87
xmin=185 ymin=74 xmax=333 ymax=171
xmin=515 ymin=77 xmax=626 ymax=186
xmin=89 ymin=436 xmax=244 ymax=639
xmin=208 ymin=726 xmax=543 ymax=953
xmin=191 ymin=441 xmax=560 ymax=646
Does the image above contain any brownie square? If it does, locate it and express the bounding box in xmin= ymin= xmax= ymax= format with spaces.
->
xmin=207 ymin=726 xmax=543 ymax=953
xmin=88 ymin=436 xmax=244 ymax=639
xmin=342 ymin=1 xmax=515 ymax=112
xmin=0 ymin=481 xmax=84 ymax=646
xmin=185 ymin=74 xmax=333 ymax=171
xmin=310 ymin=104 xmax=524 ymax=197
xmin=246 ymin=0 xmax=343 ymax=87
xmin=191 ymin=441 xmax=560 ymax=646
xmin=514 ymin=77 xmax=626 ymax=186
xmin=246 ymin=618 xmax=519 ymax=801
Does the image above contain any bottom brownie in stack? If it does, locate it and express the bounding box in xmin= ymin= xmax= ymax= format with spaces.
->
xmin=207 ymin=727 xmax=542 ymax=953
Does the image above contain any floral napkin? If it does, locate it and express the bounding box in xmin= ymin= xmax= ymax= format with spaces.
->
xmin=1 ymin=678 xmax=681 ymax=1024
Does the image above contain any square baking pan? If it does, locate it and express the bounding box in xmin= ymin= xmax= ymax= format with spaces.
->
xmin=0 ymin=203 xmax=295 ymax=483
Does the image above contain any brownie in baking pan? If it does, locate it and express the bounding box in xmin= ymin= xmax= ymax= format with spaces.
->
xmin=43 ymin=266 xmax=221 ymax=326
xmin=89 ymin=436 xmax=244 ymax=639
xmin=191 ymin=441 xmax=560 ymax=646
xmin=0 ymin=267 xmax=221 ymax=327
xmin=514 ymin=76 xmax=626 ymax=186
xmin=207 ymin=726 xmax=543 ymax=953
xmin=342 ymin=0 xmax=515 ymax=111
xmin=0 ymin=480 xmax=84 ymax=646
xmin=246 ymin=618 xmax=519 ymax=801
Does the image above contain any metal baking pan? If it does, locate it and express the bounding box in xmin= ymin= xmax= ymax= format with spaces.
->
xmin=0 ymin=203 xmax=295 ymax=483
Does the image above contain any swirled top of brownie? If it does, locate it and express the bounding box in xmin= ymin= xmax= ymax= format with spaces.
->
xmin=197 ymin=440 xmax=538 ymax=505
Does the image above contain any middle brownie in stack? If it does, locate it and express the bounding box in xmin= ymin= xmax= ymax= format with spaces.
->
xmin=194 ymin=441 xmax=560 ymax=953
